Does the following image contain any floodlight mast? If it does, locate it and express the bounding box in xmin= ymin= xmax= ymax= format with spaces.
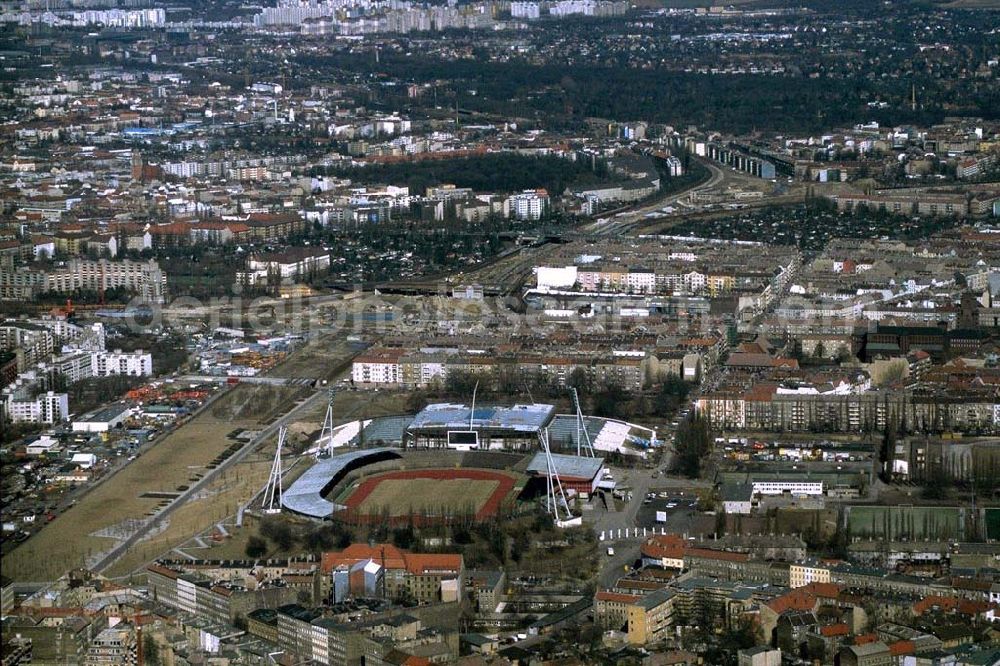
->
xmin=539 ymin=427 xmax=571 ymax=521
xmin=263 ymin=426 xmax=286 ymax=513
xmin=571 ymin=387 xmax=595 ymax=457
xmin=469 ymin=380 xmax=479 ymax=431
xmin=318 ymin=388 xmax=336 ymax=455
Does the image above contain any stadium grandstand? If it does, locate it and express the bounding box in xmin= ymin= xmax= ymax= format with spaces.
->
xmin=350 ymin=415 xmax=413 ymax=446
xmin=307 ymin=408 xmax=655 ymax=457
xmin=281 ymin=448 xmax=400 ymax=518
xmin=539 ymin=414 xmax=656 ymax=456
xmin=405 ymin=403 xmax=556 ymax=450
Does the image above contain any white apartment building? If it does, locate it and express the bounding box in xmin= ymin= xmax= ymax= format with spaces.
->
xmin=72 ymin=8 xmax=166 ymax=28
xmin=625 ymin=270 xmax=656 ymax=294
xmin=416 ymin=360 xmax=447 ymax=387
xmin=3 ymin=390 xmax=69 ymax=424
xmin=508 ymin=190 xmax=550 ymax=221
xmin=0 ymin=259 xmax=167 ymax=303
xmin=683 ymin=271 xmax=707 ymax=293
xmin=44 ymin=352 xmax=94 ymax=384
xmin=248 ymin=249 xmax=331 ymax=279
xmin=510 ymin=1 xmax=541 ymax=19
xmin=0 ymin=323 xmax=54 ymax=370
xmin=240 ymin=248 xmax=331 ymax=285
xmin=162 ymin=161 xmax=205 ymax=178
xmin=352 ymin=351 xmax=404 ymax=386
xmin=92 ymin=350 xmax=153 ymax=377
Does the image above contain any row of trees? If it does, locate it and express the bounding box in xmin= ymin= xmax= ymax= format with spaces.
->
xmin=245 ymin=517 xmax=355 ymax=558
xmin=672 ymin=413 xmax=713 ymax=479
xmin=296 ymin=50 xmax=999 ymax=136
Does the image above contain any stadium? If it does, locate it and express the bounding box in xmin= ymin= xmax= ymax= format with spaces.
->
xmin=273 ymin=401 xmax=657 ymax=526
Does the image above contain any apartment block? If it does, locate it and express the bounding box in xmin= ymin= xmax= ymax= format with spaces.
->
xmin=626 ymin=588 xmax=676 ymax=645
xmin=321 ymin=544 xmax=464 ymax=605
xmin=0 ymin=258 xmax=167 ymax=303
xmin=145 ymin=564 xmax=299 ymax=626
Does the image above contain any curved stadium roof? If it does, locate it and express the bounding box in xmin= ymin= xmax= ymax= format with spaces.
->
xmin=281 ymin=448 xmax=399 ymax=518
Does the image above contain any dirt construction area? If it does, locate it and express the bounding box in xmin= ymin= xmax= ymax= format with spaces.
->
xmin=2 ymin=383 xmax=308 ymax=581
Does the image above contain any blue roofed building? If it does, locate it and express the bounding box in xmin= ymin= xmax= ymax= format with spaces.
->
xmin=405 ymin=403 xmax=556 ymax=451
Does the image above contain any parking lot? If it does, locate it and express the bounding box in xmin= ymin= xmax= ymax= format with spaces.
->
xmin=636 ymin=491 xmax=700 ymax=529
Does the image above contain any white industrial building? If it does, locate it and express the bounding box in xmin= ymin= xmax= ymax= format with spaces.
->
xmin=72 ymin=403 xmax=133 ymax=433
xmin=750 ymin=478 xmax=824 ymax=497
xmin=26 ymin=434 xmax=60 ymax=456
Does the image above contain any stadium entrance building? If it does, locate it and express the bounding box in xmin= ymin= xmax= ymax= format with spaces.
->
xmin=525 ymin=452 xmax=605 ymax=497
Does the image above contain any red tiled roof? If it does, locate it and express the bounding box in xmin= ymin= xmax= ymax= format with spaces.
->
xmin=767 ymin=589 xmax=818 ymax=614
xmin=766 ymin=583 xmax=841 ymax=614
xmin=321 ymin=544 xmax=461 ymax=576
xmin=889 ymin=640 xmax=914 ymax=657
xmin=820 ymin=623 xmax=849 ymax=637
xmin=640 ymin=534 xmax=688 ymax=561
xmin=744 ymin=383 xmax=778 ymax=402
xmin=913 ymin=595 xmax=958 ymax=615
xmin=685 ymin=547 xmax=748 ymax=563
xmin=148 ymin=222 xmax=191 ymax=236
xmin=595 ymin=591 xmax=641 ymax=604
xmin=801 ymin=582 xmax=842 ymax=599
xmin=146 ymin=564 xmax=179 ymax=579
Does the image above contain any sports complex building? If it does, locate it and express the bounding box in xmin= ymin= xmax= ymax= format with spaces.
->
xmin=337 ymin=401 xmax=656 ymax=454
xmin=276 ymin=401 xmax=654 ymax=523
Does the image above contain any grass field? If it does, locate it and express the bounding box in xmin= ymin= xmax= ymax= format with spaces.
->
xmin=356 ymin=478 xmax=499 ymax=517
xmin=2 ymin=384 xmax=307 ymax=581
xmin=343 ymin=469 xmax=520 ymax=524
xmin=847 ymin=505 xmax=964 ymax=542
